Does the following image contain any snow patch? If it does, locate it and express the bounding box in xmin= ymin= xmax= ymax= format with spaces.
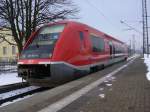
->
xmin=144 ymin=54 xmax=150 ymax=81
xmin=99 ymin=94 xmax=105 ymax=98
xmin=107 ymin=76 xmax=116 ymax=82
xmin=127 ymin=54 xmax=140 ymax=61
xmin=0 ymin=73 xmax=23 ymax=86
xmin=99 ymin=88 xmax=104 ymax=91
xmin=106 ymin=83 xmax=112 ymax=87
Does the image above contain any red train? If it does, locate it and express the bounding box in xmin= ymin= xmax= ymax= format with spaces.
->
xmin=18 ymin=21 xmax=128 ymax=86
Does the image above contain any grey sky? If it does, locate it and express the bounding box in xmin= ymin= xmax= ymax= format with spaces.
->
xmin=73 ymin=0 xmax=150 ymax=50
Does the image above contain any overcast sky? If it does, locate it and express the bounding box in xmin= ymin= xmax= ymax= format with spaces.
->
xmin=73 ymin=0 xmax=150 ymax=50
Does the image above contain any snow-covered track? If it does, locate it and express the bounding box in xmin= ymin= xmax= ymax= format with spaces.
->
xmin=0 ymin=82 xmax=29 ymax=94
xmin=0 ymin=86 xmax=49 ymax=105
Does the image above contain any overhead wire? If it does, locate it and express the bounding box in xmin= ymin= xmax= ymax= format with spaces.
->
xmin=120 ymin=20 xmax=142 ymax=34
xmin=84 ymin=0 xmax=120 ymax=30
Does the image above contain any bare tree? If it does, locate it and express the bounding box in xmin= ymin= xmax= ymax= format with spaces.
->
xmin=0 ymin=0 xmax=78 ymax=53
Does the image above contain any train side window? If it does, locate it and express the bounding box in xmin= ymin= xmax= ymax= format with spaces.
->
xmin=90 ymin=35 xmax=104 ymax=52
xmin=114 ymin=43 xmax=125 ymax=54
xmin=79 ymin=31 xmax=85 ymax=50
xmin=79 ymin=31 xmax=84 ymax=41
xmin=114 ymin=44 xmax=118 ymax=54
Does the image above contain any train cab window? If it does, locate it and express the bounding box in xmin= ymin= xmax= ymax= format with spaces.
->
xmin=31 ymin=24 xmax=65 ymax=46
xmin=20 ymin=24 xmax=65 ymax=59
xmin=90 ymin=34 xmax=104 ymax=52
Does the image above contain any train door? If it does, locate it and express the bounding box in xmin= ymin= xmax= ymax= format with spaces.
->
xmin=78 ymin=30 xmax=90 ymax=64
xmin=78 ymin=30 xmax=89 ymax=51
xmin=109 ymin=41 xmax=114 ymax=59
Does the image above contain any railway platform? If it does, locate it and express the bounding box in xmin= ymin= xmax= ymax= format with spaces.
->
xmin=0 ymin=56 xmax=150 ymax=112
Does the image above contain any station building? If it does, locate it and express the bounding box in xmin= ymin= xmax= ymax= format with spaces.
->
xmin=0 ymin=28 xmax=18 ymax=62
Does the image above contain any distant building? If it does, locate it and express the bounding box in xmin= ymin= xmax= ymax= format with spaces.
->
xmin=0 ymin=28 xmax=18 ymax=62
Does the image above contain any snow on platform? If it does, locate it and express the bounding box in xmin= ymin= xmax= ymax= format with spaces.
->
xmin=144 ymin=54 xmax=150 ymax=81
xmin=0 ymin=72 xmax=22 ymax=86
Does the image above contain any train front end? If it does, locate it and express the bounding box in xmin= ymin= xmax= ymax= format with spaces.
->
xmin=18 ymin=24 xmax=65 ymax=86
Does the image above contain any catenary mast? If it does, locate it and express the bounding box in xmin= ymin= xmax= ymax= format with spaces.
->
xmin=142 ymin=0 xmax=149 ymax=55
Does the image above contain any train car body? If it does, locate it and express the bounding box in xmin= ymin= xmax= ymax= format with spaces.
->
xmin=18 ymin=21 xmax=128 ymax=86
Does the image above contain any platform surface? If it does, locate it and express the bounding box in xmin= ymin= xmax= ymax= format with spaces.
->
xmin=1 ymin=56 xmax=150 ymax=112
xmin=56 ymin=57 xmax=150 ymax=112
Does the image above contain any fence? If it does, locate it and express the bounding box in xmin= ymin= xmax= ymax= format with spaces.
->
xmin=0 ymin=61 xmax=17 ymax=73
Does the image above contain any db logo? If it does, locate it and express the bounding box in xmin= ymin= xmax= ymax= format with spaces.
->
xmin=28 ymin=60 xmax=34 ymax=63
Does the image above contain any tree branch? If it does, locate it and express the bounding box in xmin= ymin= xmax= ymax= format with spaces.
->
xmin=0 ymin=34 xmax=17 ymax=45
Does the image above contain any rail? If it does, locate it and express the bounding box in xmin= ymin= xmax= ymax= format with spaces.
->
xmin=0 ymin=85 xmax=49 ymax=106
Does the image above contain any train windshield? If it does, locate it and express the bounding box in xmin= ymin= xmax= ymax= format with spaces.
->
xmin=20 ymin=24 xmax=65 ymax=59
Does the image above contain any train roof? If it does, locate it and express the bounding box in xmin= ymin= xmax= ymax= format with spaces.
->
xmin=46 ymin=20 xmax=125 ymax=45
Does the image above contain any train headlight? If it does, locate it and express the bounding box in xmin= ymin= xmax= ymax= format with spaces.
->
xmin=49 ymin=53 xmax=52 ymax=57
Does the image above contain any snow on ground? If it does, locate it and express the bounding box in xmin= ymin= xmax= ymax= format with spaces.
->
xmin=127 ymin=54 xmax=140 ymax=61
xmin=99 ymin=94 xmax=105 ymax=98
xmin=144 ymin=54 xmax=150 ymax=81
xmin=0 ymin=72 xmax=23 ymax=86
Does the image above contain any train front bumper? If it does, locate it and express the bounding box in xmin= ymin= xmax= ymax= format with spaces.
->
xmin=18 ymin=62 xmax=89 ymax=86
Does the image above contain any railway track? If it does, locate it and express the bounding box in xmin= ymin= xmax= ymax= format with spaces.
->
xmin=0 ymin=83 xmax=50 ymax=106
xmin=0 ymin=82 xmax=29 ymax=94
